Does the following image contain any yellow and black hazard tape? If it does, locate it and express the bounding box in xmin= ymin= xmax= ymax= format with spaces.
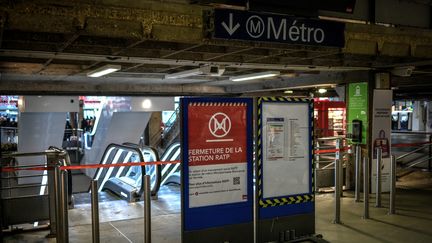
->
xmin=257 ymin=97 xmax=315 ymax=208
xmin=261 ymin=97 xmax=309 ymax=102
xmin=259 ymin=194 xmax=315 ymax=208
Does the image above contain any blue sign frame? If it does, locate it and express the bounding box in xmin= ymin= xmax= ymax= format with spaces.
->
xmin=214 ymin=9 xmax=345 ymax=48
xmin=257 ymin=97 xmax=315 ymax=219
xmin=181 ymin=97 xmax=254 ymax=231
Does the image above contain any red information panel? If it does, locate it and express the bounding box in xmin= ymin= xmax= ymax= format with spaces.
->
xmin=187 ymin=102 xmax=248 ymax=208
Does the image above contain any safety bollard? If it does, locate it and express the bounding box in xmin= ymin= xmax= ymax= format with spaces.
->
xmin=144 ymin=175 xmax=151 ymax=243
xmin=376 ymin=148 xmax=382 ymax=208
xmin=335 ymin=139 xmax=343 ymax=197
xmin=363 ymin=157 xmax=369 ymax=219
xmin=46 ymin=154 xmax=58 ymax=237
xmin=60 ymin=170 xmax=69 ymax=243
xmin=91 ymin=180 xmax=100 ymax=243
xmin=54 ymin=166 xmax=63 ymax=242
xmin=429 ymin=135 xmax=431 ymax=172
xmin=333 ymin=159 xmax=341 ymax=224
xmin=389 ymin=154 xmax=396 ymax=215
xmin=355 ymin=144 xmax=361 ymax=202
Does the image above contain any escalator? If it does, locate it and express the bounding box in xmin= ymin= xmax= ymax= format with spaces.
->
xmin=90 ymin=143 xmax=161 ymax=202
xmin=92 ymin=141 xmax=182 ymax=203
xmin=160 ymin=142 xmax=181 ymax=186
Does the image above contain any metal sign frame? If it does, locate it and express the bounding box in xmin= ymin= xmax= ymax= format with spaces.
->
xmin=256 ymin=97 xmax=315 ymax=242
xmin=181 ymin=97 xmax=254 ymax=243
xmin=212 ymin=9 xmax=346 ymax=47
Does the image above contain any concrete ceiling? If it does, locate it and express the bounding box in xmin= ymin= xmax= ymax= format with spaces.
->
xmin=0 ymin=0 xmax=432 ymax=98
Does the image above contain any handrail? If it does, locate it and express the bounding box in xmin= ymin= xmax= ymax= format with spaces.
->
xmin=317 ymin=136 xmax=345 ymax=141
xmin=162 ymin=106 xmax=180 ymax=137
xmin=405 ymin=156 xmax=432 ymax=168
xmin=122 ymin=143 xmax=161 ymax=197
xmin=396 ymin=144 xmax=430 ymax=161
xmin=88 ymin=102 xmax=105 ymax=137
xmin=91 ymin=143 xmax=160 ymax=197
xmin=392 ymin=131 xmax=432 ymax=135
xmin=4 ymin=150 xmax=63 ymax=158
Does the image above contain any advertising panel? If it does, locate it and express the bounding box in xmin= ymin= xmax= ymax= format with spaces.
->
xmin=347 ymin=82 xmax=369 ymax=145
xmin=187 ymin=103 xmax=248 ymax=208
xmin=371 ymin=90 xmax=392 ymax=193
xmin=181 ymin=97 xmax=253 ymax=235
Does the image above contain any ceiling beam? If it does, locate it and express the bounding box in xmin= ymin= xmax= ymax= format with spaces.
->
xmin=125 ymin=43 xmax=204 ymax=72
xmin=36 ymin=30 xmax=83 ymax=74
xmin=0 ymin=79 xmax=227 ymax=96
xmin=0 ymin=14 xmax=5 ymax=48
xmin=226 ymin=71 xmax=370 ymax=93
xmin=0 ymin=49 xmax=372 ymax=72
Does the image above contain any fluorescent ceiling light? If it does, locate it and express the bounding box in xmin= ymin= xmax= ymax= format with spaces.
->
xmin=164 ymin=68 xmax=203 ymax=79
xmin=318 ymin=88 xmax=327 ymax=94
xmin=87 ymin=64 xmax=121 ymax=77
xmin=230 ymin=71 xmax=280 ymax=82
xmin=284 ymin=90 xmax=294 ymax=94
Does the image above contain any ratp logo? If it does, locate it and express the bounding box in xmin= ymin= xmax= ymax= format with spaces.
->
xmin=208 ymin=112 xmax=231 ymax=138
xmin=354 ymin=85 xmax=362 ymax=96
xmin=246 ymin=15 xmax=265 ymax=38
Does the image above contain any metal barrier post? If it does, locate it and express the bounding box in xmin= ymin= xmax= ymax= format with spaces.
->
xmin=429 ymin=135 xmax=431 ymax=172
xmin=334 ymin=158 xmax=341 ymax=224
xmin=389 ymin=154 xmax=396 ymax=215
xmin=46 ymin=153 xmax=57 ymax=237
xmin=54 ymin=165 xmax=63 ymax=242
xmin=363 ymin=157 xmax=369 ymax=219
xmin=355 ymin=144 xmax=361 ymax=202
xmin=91 ymin=180 xmax=100 ymax=243
xmin=61 ymin=170 xmax=69 ymax=243
xmin=376 ymin=148 xmax=382 ymax=208
xmin=144 ymin=175 xmax=151 ymax=243
xmin=335 ymin=138 xmax=343 ymax=197
xmin=0 ymin=155 xmax=3 ymax=241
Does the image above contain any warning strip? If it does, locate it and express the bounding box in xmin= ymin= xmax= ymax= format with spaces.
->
xmin=0 ymin=160 xmax=181 ymax=172
xmin=257 ymin=97 xmax=315 ymax=208
xmin=392 ymin=142 xmax=431 ymax=148
xmin=259 ymin=194 xmax=315 ymax=208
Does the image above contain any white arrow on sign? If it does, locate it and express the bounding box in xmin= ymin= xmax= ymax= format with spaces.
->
xmin=221 ymin=13 xmax=240 ymax=36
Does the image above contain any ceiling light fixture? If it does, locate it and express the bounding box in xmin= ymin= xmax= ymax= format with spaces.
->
xmin=284 ymin=90 xmax=294 ymax=94
xmin=164 ymin=68 xmax=203 ymax=79
xmin=230 ymin=71 xmax=280 ymax=82
xmin=87 ymin=64 xmax=121 ymax=77
xmin=164 ymin=65 xmax=225 ymax=79
xmin=318 ymin=88 xmax=327 ymax=94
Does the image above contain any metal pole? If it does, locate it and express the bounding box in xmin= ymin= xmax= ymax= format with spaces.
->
xmin=144 ymin=175 xmax=151 ymax=243
xmin=46 ymin=154 xmax=57 ymax=237
xmin=376 ymin=148 xmax=382 ymax=208
xmin=0 ymin=147 xmax=3 ymax=241
xmin=363 ymin=157 xmax=369 ymax=219
xmin=61 ymin=170 xmax=69 ymax=243
xmin=389 ymin=154 xmax=396 ymax=215
xmin=355 ymin=144 xmax=361 ymax=202
xmin=335 ymin=139 xmax=343 ymax=197
xmin=54 ymin=166 xmax=63 ymax=242
xmin=91 ymin=180 xmax=100 ymax=243
xmin=333 ymin=158 xmax=341 ymax=224
xmin=429 ymin=135 xmax=431 ymax=172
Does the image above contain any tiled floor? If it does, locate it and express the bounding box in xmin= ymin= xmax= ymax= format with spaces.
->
xmin=3 ymin=172 xmax=432 ymax=243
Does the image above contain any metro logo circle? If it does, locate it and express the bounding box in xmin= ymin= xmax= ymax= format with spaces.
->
xmin=209 ymin=112 xmax=232 ymax=138
xmin=187 ymin=102 xmax=247 ymax=166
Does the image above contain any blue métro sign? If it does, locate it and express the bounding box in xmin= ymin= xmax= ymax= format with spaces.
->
xmin=214 ymin=9 xmax=345 ymax=48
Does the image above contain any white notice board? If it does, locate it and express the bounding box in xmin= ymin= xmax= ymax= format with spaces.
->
xmin=262 ymin=102 xmax=311 ymax=198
